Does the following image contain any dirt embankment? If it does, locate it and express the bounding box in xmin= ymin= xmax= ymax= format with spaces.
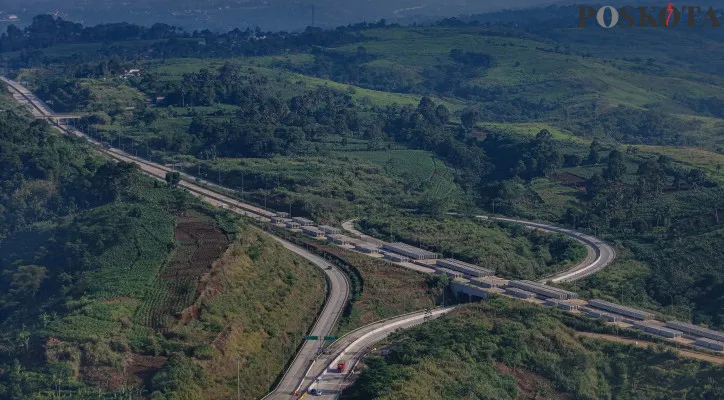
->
xmin=140 ymin=215 xmax=231 ymax=331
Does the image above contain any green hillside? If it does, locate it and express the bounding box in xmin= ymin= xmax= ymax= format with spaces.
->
xmin=343 ymin=298 xmax=724 ymax=400
xmin=2 ymin=11 xmax=724 ymax=398
xmin=7 ymin=12 xmax=724 ymax=328
xmin=0 ymin=91 xmax=325 ymax=399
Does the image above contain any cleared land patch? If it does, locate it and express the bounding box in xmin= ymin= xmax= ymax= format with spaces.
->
xmin=135 ymin=215 xmax=230 ymax=330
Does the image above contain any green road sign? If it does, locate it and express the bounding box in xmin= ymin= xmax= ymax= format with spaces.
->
xmin=305 ymin=336 xmax=319 ymax=340
xmin=323 ymin=336 xmax=337 ymax=341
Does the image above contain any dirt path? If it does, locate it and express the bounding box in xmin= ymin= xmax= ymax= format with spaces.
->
xmin=576 ymin=332 xmax=724 ymax=365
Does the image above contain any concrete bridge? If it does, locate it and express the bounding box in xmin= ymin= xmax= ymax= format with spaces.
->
xmin=53 ymin=114 xmax=85 ymax=124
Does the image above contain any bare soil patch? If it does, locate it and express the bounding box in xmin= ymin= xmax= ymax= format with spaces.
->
xmin=140 ymin=215 xmax=231 ymax=330
xmin=494 ymin=362 xmax=570 ymax=400
xmin=550 ymin=172 xmax=586 ymax=187
xmin=124 ymin=353 xmax=168 ymax=389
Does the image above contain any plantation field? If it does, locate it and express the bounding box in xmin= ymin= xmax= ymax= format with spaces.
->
xmin=81 ymin=203 xmax=177 ymax=299
xmin=134 ymin=214 xmax=230 ymax=330
xmin=4 ymin=205 xmax=326 ymax=398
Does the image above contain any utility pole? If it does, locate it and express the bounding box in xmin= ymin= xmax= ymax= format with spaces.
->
xmin=236 ymin=356 xmax=241 ymax=400
xmin=241 ymin=172 xmax=244 ymax=201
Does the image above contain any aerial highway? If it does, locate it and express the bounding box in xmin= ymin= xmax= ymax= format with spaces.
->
xmin=264 ymin=239 xmax=350 ymax=400
xmin=341 ymin=214 xmax=616 ymax=285
xmin=305 ymin=307 xmax=456 ymax=398
xmin=2 ymin=76 xmax=620 ymax=399
xmin=1 ymin=76 xmax=352 ymax=400
xmin=3 ymin=74 xmax=615 ymax=286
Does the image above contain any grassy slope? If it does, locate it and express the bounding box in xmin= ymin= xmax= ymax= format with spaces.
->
xmin=281 ymin=26 xmax=723 ymax=148
xmin=279 ymin=236 xmax=438 ymax=335
xmin=346 ymin=27 xmax=724 ymax=113
xmin=146 ymin=57 xmax=465 ymax=110
xmin=0 ymin=189 xmax=325 ymax=398
xmin=342 ymin=298 xmax=724 ymax=400
xmin=331 ymin=250 xmax=437 ymax=335
xmin=2 ymin=205 xmax=325 ymax=398
xmin=336 ymin=149 xmax=462 ymax=200
xmin=189 ymin=154 xmax=466 ymax=222
xmin=175 ymin=227 xmax=326 ymax=400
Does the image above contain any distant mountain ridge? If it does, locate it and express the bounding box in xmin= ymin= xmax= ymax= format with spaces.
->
xmin=0 ymin=0 xmax=571 ymax=31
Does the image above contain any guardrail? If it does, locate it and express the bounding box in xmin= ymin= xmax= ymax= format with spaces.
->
xmin=309 ymin=307 xmax=455 ymax=398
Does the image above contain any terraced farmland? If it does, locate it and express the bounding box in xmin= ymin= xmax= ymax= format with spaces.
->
xmin=135 ymin=215 xmax=230 ymax=330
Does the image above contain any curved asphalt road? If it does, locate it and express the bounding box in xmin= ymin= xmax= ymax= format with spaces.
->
xmin=475 ymin=216 xmax=616 ymax=283
xmin=4 ymin=76 xmax=616 ymax=398
xmin=264 ymin=239 xmax=349 ymax=400
xmin=342 ymin=212 xmax=615 ymax=284
xmin=306 ymin=307 xmax=456 ymax=399
xmin=1 ymin=76 xmax=350 ymax=400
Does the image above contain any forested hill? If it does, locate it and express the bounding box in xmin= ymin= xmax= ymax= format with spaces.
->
xmin=0 ymin=0 xmax=566 ymax=32
xmin=0 ymin=89 xmax=326 ymax=399
xmin=343 ymin=299 xmax=724 ymax=400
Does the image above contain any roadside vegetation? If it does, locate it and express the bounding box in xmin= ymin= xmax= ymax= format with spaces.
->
xmin=358 ymin=215 xmax=587 ymax=280
xmin=0 ymin=97 xmax=325 ymax=399
xmin=342 ymin=297 xmax=724 ymax=400
xmin=330 ymin=251 xmax=438 ymax=335
xmin=285 ymin=237 xmax=438 ymax=336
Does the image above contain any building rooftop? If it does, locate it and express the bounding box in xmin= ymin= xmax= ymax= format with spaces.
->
xmin=382 ymin=242 xmax=438 ymax=259
xmin=437 ymin=258 xmax=495 ymax=276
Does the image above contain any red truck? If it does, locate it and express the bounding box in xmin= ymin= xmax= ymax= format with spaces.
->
xmin=337 ymin=361 xmax=346 ymax=373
